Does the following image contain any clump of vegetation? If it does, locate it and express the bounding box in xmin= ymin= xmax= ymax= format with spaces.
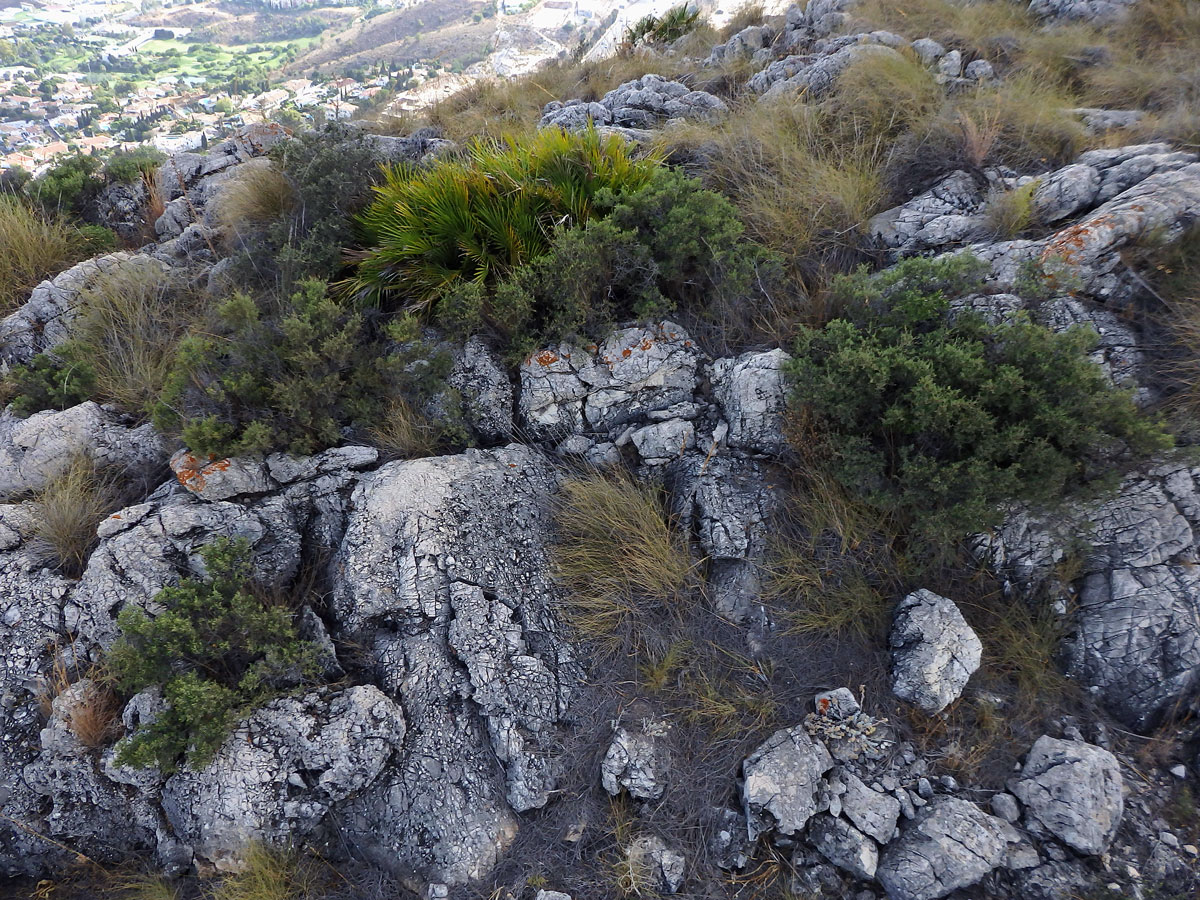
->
xmin=221 ymin=123 xmax=386 ymax=291
xmin=26 ymin=154 xmax=102 ymax=216
xmin=109 ymin=537 xmax=319 ymax=773
xmin=32 ymin=456 xmax=127 ymax=579
xmin=345 ymin=127 xmax=658 ymax=309
xmin=622 ymin=3 xmax=702 ymax=50
xmin=9 ymin=261 xmax=201 ymax=419
xmin=552 ymin=470 xmax=699 ymax=648
xmin=211 ymin=845 xmax=313 ymax=900
xmin=786 ymin=253 xmax=1171 ymax=554
xmin=153 ymin=279 xmax=464 ymax=459
xmin=0 ymin=196 xmax=98 ymax=314
xmin=436 ymin=166 xmax=777 ymax=358
xmin=103 ymin=147 xmax=166 ymax=185
xmin=984 ymin=179 xmax=1041 ymax=239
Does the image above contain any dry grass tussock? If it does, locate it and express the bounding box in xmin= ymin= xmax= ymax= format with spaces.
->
xmin=69 ymin=261 xmax=204 ymax=416
xmin=213 ymin=160 xmax=297 ymax=246
xmin=367 ymin=396 xmax=442 ymax=460
xmin=210 ymin=845 xmax=314 ymax=900
xmin=37 ymin=652 xmax=122 ymax=748
xmin=31 ymin=456 xmax=128 ymax=579
xmin=552 ymin=469 xmax=699 ymax=649
xmin=0 ymin=196 xmax=92 ymax=316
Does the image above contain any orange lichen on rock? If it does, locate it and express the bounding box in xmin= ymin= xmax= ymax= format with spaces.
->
xmin=172 ymin=453 xmax=232 ymax=494
xmin=534 ymin=350 xmax=560 ymax=367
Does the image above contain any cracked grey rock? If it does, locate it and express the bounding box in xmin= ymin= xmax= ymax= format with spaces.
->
xmin=706 ymin=24 xmax=776 ymax=65
xmin=869 ymin=170 xmax=987 ymax=253
xmin=842 ymin=769 xmax=901 ymax=844
xmin=1032 ymin=164 xmax=1102 ymax=224
xmin=0 ymin=252 xmax=173 ymax=366
xmin=979 ymin=461 xmax=1200 ymax=729
xmin=742 ymin=724 xmax=834 ymax=839
xmin=601 ymin=722 xmax=671 ymax=800
xmin=709 ymin=348 xmax=791 ymax=456
xmin=0 ymin=402 xmax=166 ymax=501
xmin=911 ymin=38 xmax=945 ymax=64
xmin=518 ymin=322 xmax=705 ymax=442
xmin=1028 ymin=0 xmax=1138 ymax=21
xmin=753 ymin=39 xmax=906 ymax=100
xmin=447 ymin=337 xmax=514 ymax=443
xmin=991 ymin=792 xmax=1021 ymax=824
xmin=889 ymin=590 xmax=982 ymax=714
xmin=541 ymin=74 xmax=727 ymax=131
xmin=161 ymin=685 xmax=405 ymax=871
xmin=876 ymin=797 xmax=1017 ymax=900
xmin=330 ymin=446 xmax=576 ymax=885
xmin=1009 ymin=736 xmax=1123 ymax=855
xmin=809 ymin=814 xmax=879 ymax=879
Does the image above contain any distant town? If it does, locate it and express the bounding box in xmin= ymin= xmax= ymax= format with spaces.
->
xmin=1 ymin=0 xmax=748 ymax=178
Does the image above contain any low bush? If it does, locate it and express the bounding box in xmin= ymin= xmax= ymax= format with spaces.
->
xmin=344 ymin=127 xmax=658 ymax=309
xmin=103 ymin=147 xmax=166 ymax=185
xmin=153 ymin=279 xmax=464 ymax=459
xmin=786 ymin=254 xmax=1171 ymax=554
xmin=27 ymin=154 xmax=102 ymax=216
xmin=436 ymin=166 xmax=778 ymax=357
xmin=0 ymin=196 xmax=96 ymax=315
xmin=109 ymin=537 xmax=319 ymax=773
xmin=552 ymin=470 xmax=699 ymax=649
xmin=220 ymin=124 xmax=385 ymax=291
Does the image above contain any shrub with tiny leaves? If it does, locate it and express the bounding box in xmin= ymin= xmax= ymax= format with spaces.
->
xmin=108 ymin=537 xmax=320 ymax=773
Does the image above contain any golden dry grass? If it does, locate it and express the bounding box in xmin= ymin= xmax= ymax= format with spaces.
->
xmin=210 ymin=845 xmax=313 ymax=900
xmin=67 ymin=261 xmax=201 ymax=416
xmin=32 ymin=456 xmax=124 ymax=579
xmin=552 ymin=470 xmax=699 ymax=647
xmin=0 ymin=196 xmax=91 ymax=316
xmin=983 ymin=178 xmax=1040 ymax=238
xmin=213 ymin=161 xmax=297 ymax=244
xmin=368 ymin=396 xmax=442 ymax=460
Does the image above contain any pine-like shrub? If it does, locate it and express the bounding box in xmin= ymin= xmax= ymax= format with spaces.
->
xmin=109 ymin=537 xmax=319 ymax=773
xmin=787 ymin=254 xmax=1171 ymax=553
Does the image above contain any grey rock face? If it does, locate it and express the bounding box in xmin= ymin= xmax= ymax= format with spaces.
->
xmin=708 ymin=349 xmax=791 ymax=456
xmin=447 ymin=337 xmax=514 ymax=443
xmin=1009 ymin=736 xmax=1124 ymax=854
xmin=161 ymin=685 xmax=406 ymax=871
xmin=876 ymin=798 xmax=1016 ymax=900
xmin=706 ymin=24 xmax=776 ymax=65
xmin=742 ymin=724 xmax=834 ymax=838
xmin=889 ymin=590 xmax=982 ymax=714
xmin=0 ymin=402 xmax=166 ymax=501
xmin=980 ymin=462 xmax=1200 ymax=729
xmin=601 ymin=722 xmax=671 ymax=800
xmin=330 ymin=446 xmax=577 ymax=884
xmin=92 ymin=180 xmax=148 ymax=243
xmin=869 ymin=170 xmax=988 ymax=253
xmin=841 ymin=769 xmax=901 ymax=843
xmin=752 ymin=39 xmax=905 ymax=100
xmin=1028 ymin=0 xmax=1138 ymax=22
xmin=808 ymin=814 xmax=879 ymax=879
xmin=518 ymin=321 xmax=704 ymax=442
xmin=0 ymin=252 xmax=171 ymax=366
xmin=540 ymin=74 xmax=728 ymax=131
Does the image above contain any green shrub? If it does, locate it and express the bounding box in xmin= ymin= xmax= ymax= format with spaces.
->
xmin=436 ymin=166 xmax=775 ymax=357
xmin=786 ymin=254 xmax=1171 ymax=554
xmin=344 ymin=127 xmax=659 ymax=309
xmin=108 ymin=537 xmax=319 ymax=773
xmin=153 ymin=279 xmax=464 ymax=459
xmin=623 ymin=3 xmax=702 ymax=49
xmin=27 ymin=154 xmax=102 ymax=216
xmin=5 ymin=352 xmax=96 ymax=416
xmin=103 ymin=147 xmax=166 ymax=185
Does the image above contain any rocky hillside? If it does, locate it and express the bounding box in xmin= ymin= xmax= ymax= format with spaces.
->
xmin=1 ymin=2 xmax=1199 ymax=900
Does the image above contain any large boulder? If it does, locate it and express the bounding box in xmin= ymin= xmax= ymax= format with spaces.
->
xmin=540 ymin=74 xmax=728 ymax=131
xmin=161 ymin=685 xmax=406 ymax=871
xmin=1009 ymin=736 xmax=1124 ymax=855
xmin=0 ymin=402 xmax=166 ymax=501
xmin=889 ymin=590 xmax=982 ymax=714
xmin=742 ymin=724 xmax=834 ymax=839
xmin=708 ymin=349 xmax=791 ymax=456
xmin=328 ymin=446 xmax=577 ymax=885
xmin=979 ymin=462 xmax=1200 ymax=729
xmin=876 ymin=797 xmax=1017 ymax=900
